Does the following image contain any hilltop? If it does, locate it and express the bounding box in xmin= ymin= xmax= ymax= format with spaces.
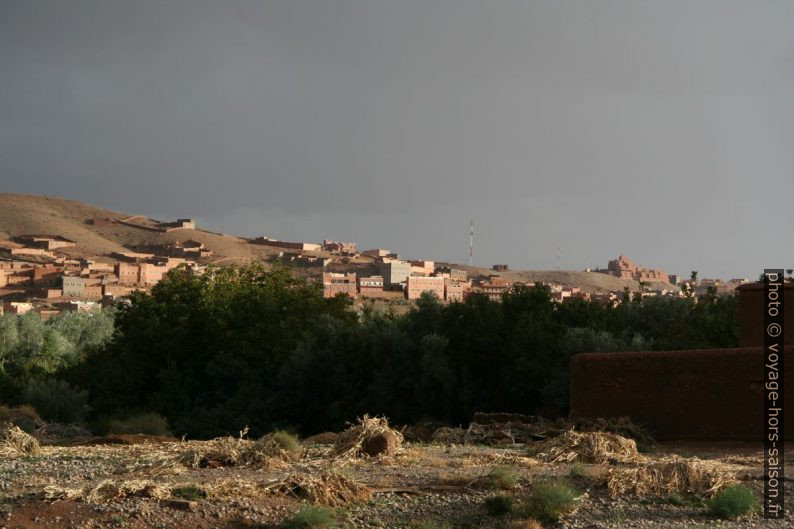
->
xmin=0 ymin=193 xmax=675 ymax=292
xmin=0 ymin=193 xmax=285 ymax=265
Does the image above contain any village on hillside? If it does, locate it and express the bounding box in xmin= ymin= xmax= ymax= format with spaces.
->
xmin=0 ymin=211 xmax=751 ymax=318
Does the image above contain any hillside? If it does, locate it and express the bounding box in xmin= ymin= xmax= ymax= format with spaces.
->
xmin=0 ymin=193 xmax=676 ymax=292
xmin=0 ymin=193 xmax=286 ymax=264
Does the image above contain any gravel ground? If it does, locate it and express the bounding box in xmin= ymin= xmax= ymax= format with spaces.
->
xmin=0 ymin=441 xmax=791 ymax=528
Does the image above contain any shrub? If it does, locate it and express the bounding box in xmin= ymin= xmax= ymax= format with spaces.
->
xmin=171 ymin=484 xmax=206 ymax=501
xmin=106 ymin=412 xmax=171 ymax=436
xmin=569 ymin=462 xmax=587 ymax=480
xmin=708 ymin=485 xmax=759 ymax=519
xmin=281 ymin=505 xmax=337 ymax=529
xmin=521 ymin=481 xmax=580 ymax=523
xmin=484 ymin=494 xmax=515 ymax=516
xmin=487 ymin=466 xmax=518 ymax=490
xmin=272 ymin=429 xmax=301 ymax=455
xmin=21 ymin=378 xmax=89 ymax=424
xmin=665 ymin=492 xmax=705 ymax=507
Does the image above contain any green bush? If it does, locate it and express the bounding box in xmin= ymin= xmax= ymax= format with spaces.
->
xmin=271 ymin=429 xmax=301 ymax=455
xmin=569 ymin=462 xmax=587 ymax=480
xmin=521 ymin=481 xmax=580 ymax=523
xmin=281 ymin=505 xmax=337 ymax=529
xmin=486 ymin=466 xmax=518 ymax=490
xmin=708 ymin=485 xmax=759 ymax=519
xmin=21 ymin=378 xmax=89 ymax=424
xmin=106 ymin=412 xmax=171 ymax=436
xmin=484 ymin=494 xmax=515 ymax=516
xmin=171 ymin=484 xmax=206 ymax=501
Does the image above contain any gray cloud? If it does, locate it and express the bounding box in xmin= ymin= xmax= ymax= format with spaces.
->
xmin=1 ymin=0 xmax=792 ymax=278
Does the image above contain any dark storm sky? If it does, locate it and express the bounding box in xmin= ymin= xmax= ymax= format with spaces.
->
xmin=1 ymin=1 xmax=792 ymax=278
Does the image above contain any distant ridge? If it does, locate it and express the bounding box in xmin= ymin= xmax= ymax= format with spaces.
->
xmin=0 ymin=193 xmax=675 ymax=292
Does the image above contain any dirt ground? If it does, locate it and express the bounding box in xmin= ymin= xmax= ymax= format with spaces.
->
xmin=1 ymin=435 xmax=792 ymax=529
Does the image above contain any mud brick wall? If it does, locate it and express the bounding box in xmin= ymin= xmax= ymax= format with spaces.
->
xmin=738 ymin=282 xmax=794 ymax=347
xmin=570 ymin=347 xmax=794 ymax=440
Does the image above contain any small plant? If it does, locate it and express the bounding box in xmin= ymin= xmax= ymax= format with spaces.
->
xmin=484 ymin=494 xmax=515 ymax=516
xmin=106 ymin=412 xmax=171 ymax=436
xmin=569 ymin=462 xmax=587 ymax=479
xmin=520 ymin=480 xmax=580 ymax=524
xmin=664 ymin=492 xmax=705 ymax=507
xmin=281 ymin=505 xmax=337 ymax=529
xmin=708 ymin=484 xmax=760 ymax=519
xmin=272 ymin=429 xmax=302 ymax=455
xmin=486 ymin=465 xmax=518 ymax=490
xmin=171 ymin=484 xmax=206 ymax=501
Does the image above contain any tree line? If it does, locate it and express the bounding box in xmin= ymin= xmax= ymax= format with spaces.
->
xmin=0 ymin=263 xmax=738 ymax=438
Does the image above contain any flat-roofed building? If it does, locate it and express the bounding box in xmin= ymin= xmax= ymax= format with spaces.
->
xmin=357 ymin=275 xmax=384 ymax=296
xmin=444 ymin=278 xmax=468 ymax=302
xmin=379 ymin=259 xmax=411 ymax=288
xmin=406 ymin=275 xmax=445 ymax=300
xmin=62 ymin=276 xmax=86 ymax=297
xmin=322 ymin=272 xmax=357 ymax=298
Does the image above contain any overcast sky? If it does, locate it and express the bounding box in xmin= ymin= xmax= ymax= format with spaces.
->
xmin=1 ymin=1 xmax=792 ymax=278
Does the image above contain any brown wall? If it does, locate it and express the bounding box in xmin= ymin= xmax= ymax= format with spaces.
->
xmin=570 ymin=347 xmax=794 ymax=440
xmin=738 ymin=282 xmax=793 ymax=347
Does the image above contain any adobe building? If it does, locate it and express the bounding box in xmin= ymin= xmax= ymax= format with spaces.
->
xmin=357 ymin=275 xmax=384 ymax=296
xmin=405 ymin=275 xmax=445 ymax=300
xmin=736 ymin=282 xmax=793 ymax=347
xmin=444 ymin=278 xmax=467 ymax=302
xmin=379 ymin=259 xmax=412 ymax=289
xmin=606 ymin=254 xmax=668 ymax=283
xmin=570 ymin=281 xmax=793 ymax=440
xmin=61 ymin=276 xmax=87 ymax=297
xmin=322 ymin=272 xmax=357 ymax=298
xmin=323 ymin=240 xmax=358 ymax=254
xmin=17 ymin=235 xmax=76 ymax=251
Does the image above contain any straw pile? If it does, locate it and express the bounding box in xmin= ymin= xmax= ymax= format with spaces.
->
xmin=84 ymin=479 xmax=169 ymax=503
xmin=265 ymin=471 xmax=372 ymax=506
xmin=535 ymin=430 xmax=640 ymax=464
xmin=180 ymin=431 xmax=300 ymax=469
xmin=44 ymin=479 xmax=169 ymax=504
xmin=604 ymin=459 xmax=737 ymax=498
xmin=330 ymin=415 xmax=403 ymax=458
xmin=1 ymin=423 xmax=41 ymax=455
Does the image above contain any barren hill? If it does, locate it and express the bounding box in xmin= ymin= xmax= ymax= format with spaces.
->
xmin=0 ymin=193 xmax=676 ymax=292
xmin=0 ymin=193 xmax=283 ymax=263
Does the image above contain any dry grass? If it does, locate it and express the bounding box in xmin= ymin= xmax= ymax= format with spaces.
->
xmin=265 ymin=471 xmax=372 ymax=507
xmin=510 ymin=519 xmax=543 ymax=529
xmin=604 ymin=458 xmax=737 ymax=498
xmin=330 ymin=415 xmax=403 ymax=458
xmin=1 ymin=423 xmax=41 ymax=456
xmin=535 ymin=430 xmax=640 ymax=464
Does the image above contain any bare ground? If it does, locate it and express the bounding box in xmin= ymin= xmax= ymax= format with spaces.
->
xmin=1 ymin=438 xmax=791 ymax=529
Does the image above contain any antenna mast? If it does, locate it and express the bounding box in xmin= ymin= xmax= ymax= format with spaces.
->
xmin=468 ymin=220 xmax=474 ymax=267
xmin=556 ymin=246 xmax=560 ymax=271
